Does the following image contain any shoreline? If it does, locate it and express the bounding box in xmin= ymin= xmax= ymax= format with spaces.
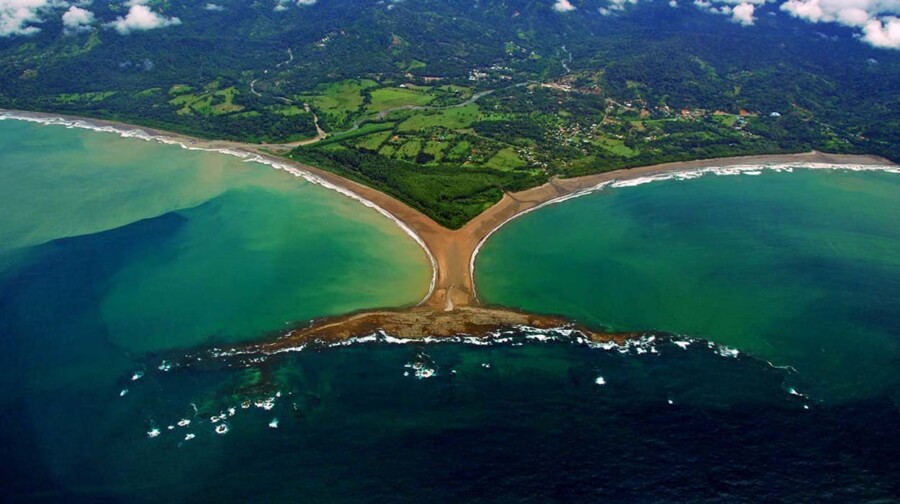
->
xmin=466 ymin=156 xmax=900 ymax=302
xmin=186 ymin=305 xmax=644 ymax=365
xmin=2 ymin=108 xmax=896 ymax=314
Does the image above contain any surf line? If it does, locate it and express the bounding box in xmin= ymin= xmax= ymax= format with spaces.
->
xmin=0 ymin=110 xmax=438 ymax=306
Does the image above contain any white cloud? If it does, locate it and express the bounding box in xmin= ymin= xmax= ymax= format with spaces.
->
xmin=203 ymin=3 xmax=224 ymax=10
xmin=691 ymin=0 xmax=766 ymax=24
xmin=108 ymin=4 xmax=180 ymax=34
xmin=599 ymin=0 xmax=639 ymax=15
xmin=862 ymin=15 xmax=900 ymax=47
xmin=732 ymin=2 xmax=757 ymax=23
xmin=781 ymin=0 xmax=900 ymax=48
xmin=780 ymin=0 xmax=896 ymax=27
xmin=275 ymin=0 xmax=317 ymax=9
xmin=0 ymin=0 xmax=49 ymax=37
xmin=62 ymin=5 xmax=94 ymax=33
xmin=553 ymin=0 xmax=576 ymax=12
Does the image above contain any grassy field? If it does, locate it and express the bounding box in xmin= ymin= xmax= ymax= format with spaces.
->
xmin=300 ymin=79 xmax=379 ymax=127
xmin=356 ymin=130 xmax=392 ymax=151
xmin=365 ymin=87 xmax=435 ymax=113
xmin=168 ymin=84 xmax=193 ymax=95
xmin=447 ymin=140 xmax=473 ymax=160
xmin=133 ymin=88 xmax=162 ymax=98
xmin=591 ymin=136 xmax=639 ymax=157
xmin=396 ymin=139 xmax=423 ymax=160
xmin=314 ymin=121 xmax=396 ymax=147
xmin=713 ymin=114 xmax=738 ymax=127
xmin=406 ymin=59 xmax=427 ymax=71
xmin=53 ymin=91 xmax=117 ymax=104
xmin=397 ymin=104 xmax=484 ymax=131
xmin=424 ymin=138 xmax=453 ymax=161
xmin=484 ymin=147 xmax=527 ymax=170
xmin=269 ymin=105 xmax=309 ymax=117
xmin=168 ymin=84 xmax=243 ymax=116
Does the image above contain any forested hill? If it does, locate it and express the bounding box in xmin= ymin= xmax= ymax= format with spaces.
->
xmin=1 ymin=0 xmax=897 ymax=227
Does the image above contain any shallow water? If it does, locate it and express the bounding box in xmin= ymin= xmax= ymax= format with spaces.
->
xmin=0 ymin=119 xmax=429 ymax=396
xmin=477 ymin=168 xmax=900 ymax=402
xmin=1 ymin=120 xmax=899 ymax=501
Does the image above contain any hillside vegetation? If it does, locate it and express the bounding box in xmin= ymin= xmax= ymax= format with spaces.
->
xmin=2 ymin=0 xmax=897 ymax=227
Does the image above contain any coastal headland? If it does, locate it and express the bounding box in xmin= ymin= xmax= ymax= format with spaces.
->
xmin=3 ymin=110 xmax=896 ymax=351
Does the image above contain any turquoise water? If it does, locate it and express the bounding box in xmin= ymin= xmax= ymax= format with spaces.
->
xmin=2 ymin=119 xmax=899 ymax=501
xmin=0 ymin=119 xmax=430 ymax=398
xmin=477 ymin=169 xmax=900 ymax=401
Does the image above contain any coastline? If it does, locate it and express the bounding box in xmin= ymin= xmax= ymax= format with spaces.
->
xmin=0 ymin=109 xmax=444 ymax=304
xmin=2 ymin=108 xmax=896 ymax=316
xmin=466 ymin=154 xmax=900 ymax=302
xmin=183 ymin=305 xmax=645 ymax=367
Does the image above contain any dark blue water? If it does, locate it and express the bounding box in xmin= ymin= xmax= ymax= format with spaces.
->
xmin=1 ymin=121 xmax=899 ymax=501
xmin=4 ymin=335 xmax=900 ymax=502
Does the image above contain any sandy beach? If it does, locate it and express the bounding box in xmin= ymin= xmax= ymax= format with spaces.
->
xmin=2 ymin=109 xmax=895 ymax=316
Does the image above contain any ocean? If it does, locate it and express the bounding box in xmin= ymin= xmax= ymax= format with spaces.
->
xmin=1 ymin=117 xmax=899 ymax=502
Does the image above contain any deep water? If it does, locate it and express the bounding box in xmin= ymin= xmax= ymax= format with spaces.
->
xmin=5 ymin=338 xmax=900 ymax=502
xmin=2 ymin=119 xmax=899 ymax=502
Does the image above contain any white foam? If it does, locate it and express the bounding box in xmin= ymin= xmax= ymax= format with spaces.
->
xmin=787 ymin=387 xmax=807 ymax=399
xmin=177 ymin=419 xmax=191 ymax=427
xmin=219 ymin=326 xmax=709 ymax=364
xmin=120 ymin=389 xmax=129 ymax=397
xmin=147 ymin=428 xmax=160 ymax=438
xmin=184 ymin=433 xmax=196 ymax=441
xmin=716 ymin=346 xmax=740 ymax=359
xmin=268 ymin=418 xmax=279 ymax=429
xmin=595 ymin=376 xmax=606 ymax=386
xmin=254 ymin=397 xmax=276 ymax=411
xmin=215 ymin=424 xmax=229 ymax=435
xmin=131 ymin=371 xmax=144 ymax=381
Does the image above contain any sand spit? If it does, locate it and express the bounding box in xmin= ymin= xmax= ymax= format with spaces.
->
xmin=3 ymin=109 xmax=896 ymax=345
xmin=200 ymin=306 xmax=636 ymax=359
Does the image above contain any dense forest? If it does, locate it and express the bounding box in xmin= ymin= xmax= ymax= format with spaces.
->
xmin=1 ymin=0 xmax=897 ymax=226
